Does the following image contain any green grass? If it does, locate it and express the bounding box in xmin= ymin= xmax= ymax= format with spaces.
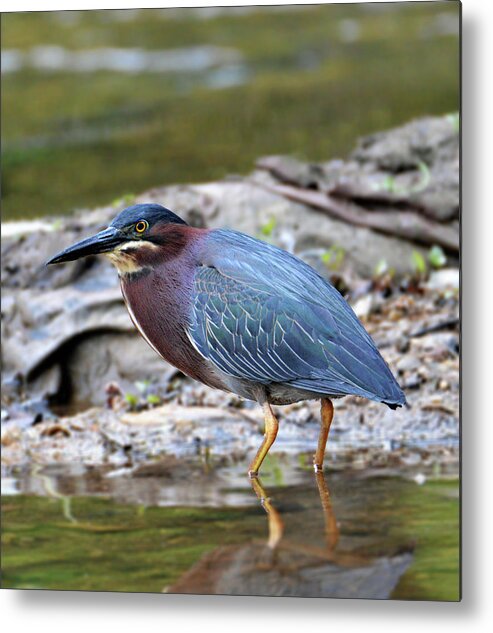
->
xmin=1 ymin=3 xmax=460 ymax=219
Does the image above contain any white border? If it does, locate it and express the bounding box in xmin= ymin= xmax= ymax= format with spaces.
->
xmin=2 ymin=0 xmax=493 ymax=630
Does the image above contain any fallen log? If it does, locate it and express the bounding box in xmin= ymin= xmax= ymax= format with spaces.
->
xmin=251 ymin=179 xmax=459 ymax=253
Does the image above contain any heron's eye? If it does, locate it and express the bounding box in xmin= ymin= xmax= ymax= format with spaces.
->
xmin=135 ymin=220 xmax=148 ymax=234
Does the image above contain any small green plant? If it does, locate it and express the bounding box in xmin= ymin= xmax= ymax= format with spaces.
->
xmin=428 ymin=245 xmax=447 ymax=269
xmin=409 ymin=160 xmax=431 ymax=195
xmin=374 ymin=258 xmax=388 ymax=277
xmin=124 ymin=392 xmax=139 ymax=409
xmin=378 ymin=160 xmax=430 ymax=196
xmin=125 ymin=380 xmax=161 ymax=410
xmin=260 ymin=216 xmax=277 ymax=237
xmin=411 ymin=250 xmax=427 ymax=276
xmin=321 ymin=245 xmax=345 ymax=271
xmin=381 ymin=174 xmax=397 ymax=193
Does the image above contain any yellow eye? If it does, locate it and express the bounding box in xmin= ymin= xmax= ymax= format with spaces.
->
xmin=135 ymin=220 xmax=148 ymax=234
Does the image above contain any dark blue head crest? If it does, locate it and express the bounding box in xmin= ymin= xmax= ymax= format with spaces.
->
xmin=110 ymin=203 xmax=188 ymax=229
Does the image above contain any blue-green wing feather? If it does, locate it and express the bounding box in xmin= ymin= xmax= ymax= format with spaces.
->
xmin=189 ymin=230 xmax=405 ymax=405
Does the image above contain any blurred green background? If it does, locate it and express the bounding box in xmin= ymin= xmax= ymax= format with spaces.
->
xmin=1 ymin=2 xmax=460 ymax=220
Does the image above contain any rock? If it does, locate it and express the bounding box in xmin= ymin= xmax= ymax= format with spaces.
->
xmin=28 ymin=365 xmax=63 ymax=402
xmin=395 ymin=336 xmax=410 ymax=354
xmin=65 ymin=333 xmax=174 ymax=406
xmin=352 ymin=116 xmax=457 ymax=173
xmin=350 ymin=116 xmax=459 ymax=223
xmin=396 ymin=356 xmax=420 ymax=375
xmin=352 ymin=294 xmax=375 ymax=320
xmin=402 ymin=373 xmax=422 ymax=390
xmin=425 ymin=268 xmax=460 ymax=292
xmin=1 ymin=425 xmax=22 ymax=447
xmin=255 ymin=155 xmax=324 ymax=188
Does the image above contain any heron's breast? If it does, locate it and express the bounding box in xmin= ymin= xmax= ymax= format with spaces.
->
xmin=119 ymin=268 xmax=226 ymax=391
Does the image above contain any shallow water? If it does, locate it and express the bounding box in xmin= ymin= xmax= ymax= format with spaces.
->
xmin=1 ymin=463 xmax=459 ymax=600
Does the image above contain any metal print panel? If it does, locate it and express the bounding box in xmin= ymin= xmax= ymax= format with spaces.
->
xmin=1 ymin=1 xmax=460 ymax=600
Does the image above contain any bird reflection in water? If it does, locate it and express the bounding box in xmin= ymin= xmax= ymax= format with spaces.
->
xmin=250 ymin=472 xmax=338 ymax=553
xmin=168 ymin=471 xmax=413 ymax=599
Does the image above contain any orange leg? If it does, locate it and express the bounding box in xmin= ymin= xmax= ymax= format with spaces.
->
xmin=313 ymin=398 xmax=334 ymax=472
xmin=248 ymin=402 xmax=279 ymax=477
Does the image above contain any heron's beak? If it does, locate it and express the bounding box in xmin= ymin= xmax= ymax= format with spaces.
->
xmin=46 ymin=226 xmax=125 ymax=265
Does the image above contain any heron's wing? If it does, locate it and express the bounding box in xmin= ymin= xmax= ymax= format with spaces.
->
xmin=188 ymin=230 xmax=405 ymax=405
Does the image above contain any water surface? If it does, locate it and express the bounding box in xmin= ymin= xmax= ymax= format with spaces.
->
xmin=1 ymin=463 xmax=460 ymax=600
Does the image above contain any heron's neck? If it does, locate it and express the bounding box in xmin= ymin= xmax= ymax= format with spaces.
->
xmin=110 ymin=225 xmax=207 ymax=278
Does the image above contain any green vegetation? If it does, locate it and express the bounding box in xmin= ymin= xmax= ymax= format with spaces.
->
xmin=321 ymin=245 xmax=346 ymax=271
xmin=125 ymin=379 xmax=162 ymax=410
xmin=1 ymin=3 xmax=459 ymax=219
xmin=411 ymin=249 xmax=428 ymax=276
xmin=259 ymin=215 xmax=277 ymax=238
xmin=380 ymin=160 xmax=431 ymax=196
xmin=411 ymin=244 xmax=448 ymax=279
xmin=428 ymin=244 xmax=447 ymax=269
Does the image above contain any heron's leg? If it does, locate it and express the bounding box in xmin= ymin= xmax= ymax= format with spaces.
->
xmin=248 ymin=402 xmax=279 ymax=477
xmin=313 ymin=398 xmax=334 ymax=472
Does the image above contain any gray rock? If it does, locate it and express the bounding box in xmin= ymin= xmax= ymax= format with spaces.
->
xmin=425 ymin=268 xmax=460 ymax=292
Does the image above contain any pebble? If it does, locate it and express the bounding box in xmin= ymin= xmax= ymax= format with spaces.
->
xmin=395 ymin=336 xmax=410 ymax=354
xmin=403 ymin=373 xmax=422 ymax=390
xmin=352 ymin=294 xmax=374 ymax=320
xmin=396 ymin=356 xmax=420 ymax=374
xmin=426 ymin=269 xmax=459 ymax=292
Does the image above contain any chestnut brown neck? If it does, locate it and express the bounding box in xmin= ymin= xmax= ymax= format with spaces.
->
xmin=110 ymin=224 xmax=207 ymax=278
xmin=144 ymin=224 xmax=205 ymax=264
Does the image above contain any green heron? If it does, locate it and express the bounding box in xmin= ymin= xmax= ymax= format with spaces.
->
xmin=47 ymin=203 xmax=406 ymax=475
